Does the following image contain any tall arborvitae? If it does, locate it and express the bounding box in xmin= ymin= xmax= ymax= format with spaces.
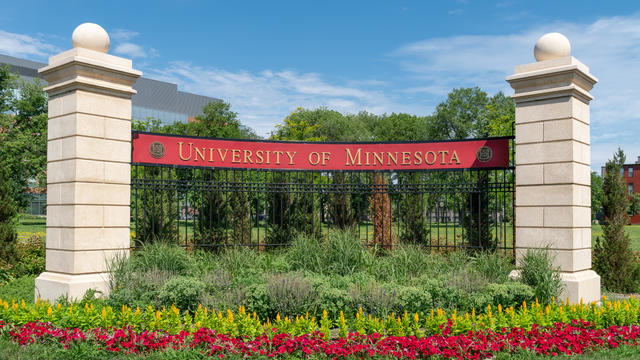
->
xmin=0 ymin=161 xmax=18 ymax=264
xmin=594 ymin=148 xmax=640 ymax=292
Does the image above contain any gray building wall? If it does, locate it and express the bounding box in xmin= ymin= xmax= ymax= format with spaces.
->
xmin=0 ymin=53 xmax=219 ymax=125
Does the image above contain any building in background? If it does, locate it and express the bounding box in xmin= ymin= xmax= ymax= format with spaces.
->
xmin=0 ymin=54 xmax=219 ymax=125
xmin=1 ymin=53 xmax=220 ymax=215
xmin=603 ymin=156 xmax=640 ymax=225
xmin=623 ymin=157 xmax=640 ymax=225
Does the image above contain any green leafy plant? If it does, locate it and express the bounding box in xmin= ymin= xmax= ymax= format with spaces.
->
xmin=519 ymin=248 xmax=563 ymax=304
xmin=159 ymin=276 xmax=205 ymax=312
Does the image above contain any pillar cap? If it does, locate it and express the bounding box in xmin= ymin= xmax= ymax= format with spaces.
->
xmin=534 ymin=32 xmax=570 ymax=61
xmin=72 ymin=23 xmax=110 ymax=53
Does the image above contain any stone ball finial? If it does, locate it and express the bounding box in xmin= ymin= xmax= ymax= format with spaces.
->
xmin=72 ymin=23 xmax=110 ymax=53
xmin=534 ymin=32 xmax=571 ymax=61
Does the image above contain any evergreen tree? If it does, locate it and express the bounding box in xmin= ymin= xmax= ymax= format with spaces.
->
xmin=593 ymin=148 xmax=640 ymax=292
xmin=0 ymin=161 xmax=18 ymax=265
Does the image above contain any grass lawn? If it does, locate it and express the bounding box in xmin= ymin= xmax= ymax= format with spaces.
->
xmin=16 ymin=214 xmax=45 ymax=234
xmin=592 ymin=224 xmax=640 ymax=251
xmin=16 ymin=216 xmax=640 ymax=251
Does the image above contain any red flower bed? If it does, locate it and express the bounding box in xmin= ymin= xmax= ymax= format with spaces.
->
xmin=2 ymin=319 xmax=640 ymax=358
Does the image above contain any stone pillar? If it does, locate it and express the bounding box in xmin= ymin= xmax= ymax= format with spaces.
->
xmin=507 ymin=33 xmax=600 ymax=303
xmin=34 ymin=23 xmax=141 ymax=302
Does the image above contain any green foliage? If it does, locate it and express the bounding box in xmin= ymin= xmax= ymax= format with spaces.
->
xmin=313 ymin=280 xmax=351 ymax=320
xmin=0 ymin=65 xmax=16 ymax=112
xmin=104 ymin=231 xmax=523 ymax=318
xmin=266 ymin=172 xmax=295 ymax=245
xmin=0 ymin=161 xmax=18 ymax=266
xmin=11 ymin=235 xmax=45 ymax=277
xmin=190 ymin=101 xmax=257 ymax=139
xmin=0 ymin=276 xmax=35 ymax=301
xmin=519 ymin=248 xmax=563 ymax=304
xmin=592 ymin=171 xmax=605 ymax=222
xmin=132 ymin=243 xmax=193 ymax=276
xmin=0 ymin=78 xmax=47 ymax=210
xmin=243 ymin=283 xmax=272 ymax=319
xmin=107 ymin=243 xmax=196 ymax=309
xmin=470 ymin=252 xmax=513 ymax=283
xmin=159 ymin=276 xmax=206 ymax=312
xmin=594 ymin=148 xmax=640 ymax=292
xmin=328 ymin=173 xmax=358 ymax=230
xmin=133 ymin=167 xmax=179 ymax=245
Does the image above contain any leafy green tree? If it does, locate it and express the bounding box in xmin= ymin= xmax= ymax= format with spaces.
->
xmin=272 ymin=108 xmax=369 ymax=235
xmin=0 ymin=65 xmax=16 ymax=112
xmin=591 ymin=172 xmax=605 ymax=222
xmin=131 ymin=101 xmax=257 ymax=246
xmin=0 ymin=159 xmax=18 ymax=266
xmin=430 ymin=87 xmax=507 ymax=250
xmin=428 ymin=87 xmax=489 ymax=140
xmin=594 ymin=148 xmax=640 ymax=292
xmin=484 ymin=92 xmax=515 ymax=137
xmin=190 ymin=101 xmax=258 ymax=139
xmin=0 ymin=76 xmax=48 ymax=211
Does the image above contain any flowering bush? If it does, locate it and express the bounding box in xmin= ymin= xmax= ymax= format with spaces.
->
xmin=2 ymin=319 xmax=640 ymax=358
xmin=2 ymin=296 xmax=640 ymax=338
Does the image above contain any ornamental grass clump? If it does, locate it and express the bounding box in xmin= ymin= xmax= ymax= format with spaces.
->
xmin=519 ymin=248 xmax=563 ymax=305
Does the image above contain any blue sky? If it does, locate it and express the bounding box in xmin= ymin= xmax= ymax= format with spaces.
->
xmin=1 ymin=1 xmax=639 ymax=170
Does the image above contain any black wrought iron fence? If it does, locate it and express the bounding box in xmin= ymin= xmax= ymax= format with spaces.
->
xmin=131 ymin=157 xmax=514 ymax=254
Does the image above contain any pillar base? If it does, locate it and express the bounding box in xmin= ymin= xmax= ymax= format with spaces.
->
xmin=34 ymin=272 xmax=110 ymax=303
xmin=509 ymin=269 xmax=600 ymax=304
xmin=560 ymin=270 xmax=601 ymax=304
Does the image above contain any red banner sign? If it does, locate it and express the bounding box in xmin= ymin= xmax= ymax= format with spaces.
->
xmin=132 ymin=132 xmax=510 ymax=171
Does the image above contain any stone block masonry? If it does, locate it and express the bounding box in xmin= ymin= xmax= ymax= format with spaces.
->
xmin=34 ymin=23 xmax=141 ymax=302
xmin=507 ymin=33 xmax=600 ymax=303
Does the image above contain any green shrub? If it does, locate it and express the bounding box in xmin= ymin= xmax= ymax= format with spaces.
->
xmin=12 ymin=235 xmax=45 ymax=277
xmin=485 ymin=282 xmax=535 ymax=307
xmin=244 ymin=283 xmax=272 ymax=319
xmin=412 ymin=276 xmax=465 ymax=310
xmin=308 ymin=276 xmax=351 ymax=318
xmin=519 ymin=248 xmax=563 ymax=304
xmin=159 ymin=276 xmax=205 ymax=312
xmin=396 ymin=285 xmax=432 ymax=315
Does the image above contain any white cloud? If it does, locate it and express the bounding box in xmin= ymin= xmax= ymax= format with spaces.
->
xmin=390 ymin=13 xmax=640 ymax=169
xmin=147 ymin=62 xmax=412 ymax=137
xmin=114 ymin=42 xmax=147 ymax=58
xmin=111 ymin=29 xmax=139 ymax=41
xmin=0 ymin=30 xmax=58 ymax=59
